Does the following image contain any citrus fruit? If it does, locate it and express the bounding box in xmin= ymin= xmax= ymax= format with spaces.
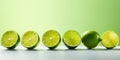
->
xmin=82 ymin=30 xmax=101 ymax=49
xmin=101 ymin=31 xmax=119 ymax=49
xmin=42 ymin=30 xmax=61 ymax=49
xmin=21 ymin=31 xmax=40 ymax=49
xmin=1 ymin=30 xmax=20 ymax=49
xmin=63 ymin=30 xmax=81 ymax=49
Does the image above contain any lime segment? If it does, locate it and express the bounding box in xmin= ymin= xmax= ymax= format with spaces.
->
xmin=42 ymin=30 xmax=61 ymax=49
xmin=21 ymin=31 xmax=39 ymax=49
xmin=1 ymin=30 xmax=20 ymax=49
xmin=63 ymin=30 xmax=81 ymax=49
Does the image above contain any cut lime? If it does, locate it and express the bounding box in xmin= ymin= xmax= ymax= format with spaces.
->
xmin=101 ymin=31 xmax=119 ymax=49
xmin=1 ymin=30 xmax=20 ymax=49
xmin=63 ymin=30 xmax=81 ymax=49
xmin=21 ymin=31 xmax=40 ymax=49
xmin=42 ymin=30 xmax=61 ymax=49
xmin=82 ymin=30 xmax=101 ymax=49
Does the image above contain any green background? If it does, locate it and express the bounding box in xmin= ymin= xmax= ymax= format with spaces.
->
xmin=0 ymin=0 xmax=120 ymax=45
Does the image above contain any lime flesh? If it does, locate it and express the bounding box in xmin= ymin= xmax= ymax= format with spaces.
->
xmin=21 ymin=31 xmax=40 ymax=49
xmin=42 ymin=30 xmax=61 ymax=49
xmin=63 ymin=30 xmax=81 ymax=49
xmin=101 ymin=31 xmax=119 ymax=49
xmin=1 ymin=30 xmax=20 ymax=49
xmin=82 ymin=30 xmax=101 ymax=49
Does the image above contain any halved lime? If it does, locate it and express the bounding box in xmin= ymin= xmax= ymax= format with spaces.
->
xmin=1 ymin=30 xmax=20 ymax=49
xmin=101 ymin=31 xmax=119 ymax=49
xmin=21 ymin=31 xmax=40 ymax=49
xmin=63 ymin=30 xmax=81 ymax=49
xmin=42 ymin=30 xmax=61 ymax=49
xmin=82 ymin=30 xmax=101 ymax=49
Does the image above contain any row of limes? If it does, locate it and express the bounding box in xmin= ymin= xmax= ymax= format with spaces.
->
xmin=1 ymin=30 xmax=119 ymax=49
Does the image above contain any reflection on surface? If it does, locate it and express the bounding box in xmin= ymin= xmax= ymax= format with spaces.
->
xmin=0 ymin=46 xmax=120 ymax=60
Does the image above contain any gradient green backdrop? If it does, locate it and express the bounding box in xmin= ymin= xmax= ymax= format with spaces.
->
xmin=0 ymin=0 xmax=120 ymax=45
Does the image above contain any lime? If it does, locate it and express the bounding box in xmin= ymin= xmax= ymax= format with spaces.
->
xmin=1 ymin=30 xmax=20 ymax=49
xmin=21 ymin=31 xmax=40 ymax=49
xmin=42 ymin=30 xmax=61 ymax=49
xmin=82 ymin=30 xmax=101 ymax=49
xmin=63 ymin=30 xmax=81 ymax=49
xmin=101 ymin=31 xmax=119 ymax=49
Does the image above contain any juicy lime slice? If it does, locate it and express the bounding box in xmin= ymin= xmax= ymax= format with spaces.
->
xmin=63 ymin=30 xmax=81 ymax=49
xmin=101 ymin=31 xmax=119 ymax=49
xmin=82 ymin=30 xmax=101 ymax=49
xmin=21 ymin=31 xmax=40 ymax=49
xmin=1 ymin=30 xmax=20 ymax=49
xmin=42 ymin=30 xmax=61 ymax=49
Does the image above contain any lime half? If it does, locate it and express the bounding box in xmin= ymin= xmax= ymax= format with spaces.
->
xmin=21 ymin=31 xmax=40 ymax=49
xmin=1 ymin=30 xmax=20 ymax=49
xmin=42 ymin=30 xmax=61 ymax=49
xmin=101 ymin=31 xmax=119 ymax=49
xmin=82 ymin=30 xmax=101 ymax=49
xmin=63 ymin=30 xmax=81 ymax=49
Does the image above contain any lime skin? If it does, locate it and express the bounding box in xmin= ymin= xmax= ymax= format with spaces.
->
xmin=82 ymin=30 xmax=101 ymax=49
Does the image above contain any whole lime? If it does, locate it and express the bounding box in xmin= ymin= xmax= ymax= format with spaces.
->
xmin=82 ymin=30 xmax=101 ymax=49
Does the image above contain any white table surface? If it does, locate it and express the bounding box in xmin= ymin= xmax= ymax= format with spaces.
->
xmin=0 ymin=46 xmax=120 ymax=60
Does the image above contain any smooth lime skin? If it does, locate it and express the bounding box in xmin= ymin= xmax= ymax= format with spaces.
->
xmin=82 ymin=30 xmax=101 ymax=49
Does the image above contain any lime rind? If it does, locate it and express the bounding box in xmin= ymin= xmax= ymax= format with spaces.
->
xmin=42 ymin=30 xmax=61 ymax=49
xmin=63 ymin=30 xmax=81 ymax=49
xmin=1 ymin=31 xmax=20 ymax=49
xmin=21 ymin=31 xmax=40 ymax=49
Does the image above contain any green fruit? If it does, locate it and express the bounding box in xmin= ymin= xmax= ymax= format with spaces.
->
xmin=82 ymin=30 xmax=101 ymax=49
xmin=63 ymin=30 xmax=81 ymax=49
xmin=21 ymin=31 xmax=40 ymax=49
xmin=1 ymin=30 xmax=20 ymax=49
xmin=42 ymin=30 xmax=61 ymax=49
xmin=101 ymin=31 xmax=119 ymax=49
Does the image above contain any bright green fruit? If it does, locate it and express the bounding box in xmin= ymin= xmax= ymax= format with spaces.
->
xmin=21 ymin=31 xmax=40 ymax=49
xmin=101 ymin=31 xmax=119 ymax=49
xmin=63 ymin=30 xmax=81 ymax=49
xmin=1 ymin=30 xmax=20 ymax=49
xmin=82 ymin=30 xmax=101 ymax=49
xmin=42 ymin=30 xmax=61 ymax=49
